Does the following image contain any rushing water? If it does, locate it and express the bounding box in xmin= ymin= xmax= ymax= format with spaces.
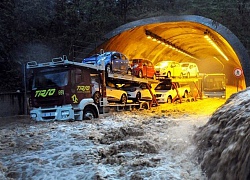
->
xmin=0 ymin=110 xmax=208 ymax=180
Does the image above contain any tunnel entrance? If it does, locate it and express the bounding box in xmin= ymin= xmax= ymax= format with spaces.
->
xmin=79 ymin=15 xmax=249 ymax=90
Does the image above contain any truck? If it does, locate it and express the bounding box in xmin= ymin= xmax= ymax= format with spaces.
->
xmin=27 ymin=55 xmax=158 ymax=121
xmin=27 ymin=56 xmax=105 ymax=121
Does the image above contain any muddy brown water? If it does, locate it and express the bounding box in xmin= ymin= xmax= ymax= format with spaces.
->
xmin=0 ymin=86 xmax=243 ymax=179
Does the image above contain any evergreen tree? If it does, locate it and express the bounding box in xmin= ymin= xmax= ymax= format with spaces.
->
xmin=0 ymin=0 xmax=249 ymax=91
xmin=0 ymin=0 xmax=15 ymax=61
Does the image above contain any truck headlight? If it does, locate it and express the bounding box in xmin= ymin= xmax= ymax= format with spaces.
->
xmin=30 ymin=113 xmax=37 ymax=119
xmin=61 ymin=110 xmax=70 ymax=118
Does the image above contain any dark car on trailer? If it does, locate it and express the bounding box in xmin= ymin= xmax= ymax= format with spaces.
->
xmin=83 ymin=51 xmax=132 ymax=75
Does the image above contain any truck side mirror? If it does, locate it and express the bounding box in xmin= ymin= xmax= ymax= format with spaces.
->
xmin=63 ymin=55 xmax=67 ymax=60
xmin=100 ymin=49 xmax=104 ymax=54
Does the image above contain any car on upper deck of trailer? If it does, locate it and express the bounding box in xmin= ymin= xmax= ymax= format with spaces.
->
xmin=180 ymin=62 xmax=199 ymax=78
xmin=130 ymin=58 xmax=156 ymax=79
xmin=82 ymin=51 xmax=132 ymax=75
xmin=155 ymin=60 xmax=182 ymax=78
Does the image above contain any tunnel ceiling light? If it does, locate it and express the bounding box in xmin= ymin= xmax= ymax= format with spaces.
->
xmin=214 ymin=56 xmax=225 ymax=70
xmin=145 ymin=29 xmax=199 ymax=61
xmin=146 ymin=35 xmax=152 ymax=39
xmin=204 ymin=29 xmax=229 ymax=61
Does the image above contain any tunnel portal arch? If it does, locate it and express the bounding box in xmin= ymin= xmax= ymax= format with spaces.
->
xmin=84 ymin=15 xmax=250 ymax=88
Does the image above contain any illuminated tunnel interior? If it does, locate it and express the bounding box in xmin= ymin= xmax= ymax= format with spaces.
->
xmin=83 ymin=15 xmax=250 ymax=88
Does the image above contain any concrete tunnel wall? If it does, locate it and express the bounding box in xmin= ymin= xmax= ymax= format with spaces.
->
xmin=86 ymin=15 xmax=250 ymax=87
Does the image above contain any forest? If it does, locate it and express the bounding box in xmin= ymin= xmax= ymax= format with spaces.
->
xmin=0 ymin=0 xmax=249 ymax=92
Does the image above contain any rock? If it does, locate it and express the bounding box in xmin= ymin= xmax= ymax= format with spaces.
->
xmin=194 ymin=88 xmax=250 ymax=180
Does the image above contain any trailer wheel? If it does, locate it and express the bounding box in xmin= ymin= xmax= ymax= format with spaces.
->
xmin=135 ymin=92 xmax=141 ymax=102
xmin=120 ymin=93 xmax=127 ymax=104
xmin=167 ymin=72 xmax=171 ymax=78
xmin=93 ymin=91 xmax=101 ymax=104
xmin=106 ymin=64 xmax=111 ymax=74
xmin=127 ymin=68 xmax=132 ymax=75
xmin=83 ymin=108 xmax=96 ymax=120
xmin=141 ymin=102 xmax=149 ymax=109
xmin=167 ymin=96 xmax=172 ymax=103
xmin=183 ymin=90 xmax=189 ymax=98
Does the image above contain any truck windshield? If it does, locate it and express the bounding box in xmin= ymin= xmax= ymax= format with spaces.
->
xmin=33 ymin=70 xmax=68 ymax=88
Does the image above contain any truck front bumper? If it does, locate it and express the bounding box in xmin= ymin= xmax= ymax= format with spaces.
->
xmin=30 ymin=105 xmax=75 ymax=121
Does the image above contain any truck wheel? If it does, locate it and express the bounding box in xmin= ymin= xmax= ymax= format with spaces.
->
xmin=187 ymin=72 xmax=190 ymax=78
xmin=83 ymin=108 xmax=96 ymax=120
xmin=152 ymin=74 xmax=156 ymax=80
xmin=120 ymin=94 xmax=127 ymax=104
xmin=138 ymin=70 xmax=143 ymax=78
xmin=93 ymin=91 xmax=101 ymax=104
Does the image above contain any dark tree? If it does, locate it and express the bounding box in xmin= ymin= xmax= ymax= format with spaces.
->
xmin=0 ymin=0 xmax=249 ymax=92
xmin=0 ymin=0 xmax=15 ymax=61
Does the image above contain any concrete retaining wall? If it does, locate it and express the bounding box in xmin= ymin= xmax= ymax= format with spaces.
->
xmin=0 ymin=92 xmax=25 ymax=117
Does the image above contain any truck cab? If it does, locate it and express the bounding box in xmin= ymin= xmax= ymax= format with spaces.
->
xmin=28 ymin=57 xmax=101 ymax=121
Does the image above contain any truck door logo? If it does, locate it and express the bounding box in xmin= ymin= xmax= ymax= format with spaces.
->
xmin=35 ymin=89 xmax=56 ymax=97
xmin=71 ymin=94 xmax=78 ymax=103
xmin=77 ymin=85 xmax=90 ymax=93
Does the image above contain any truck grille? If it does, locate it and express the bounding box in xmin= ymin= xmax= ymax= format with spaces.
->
xmin=41 ymin=110 xmax=56 ymax=120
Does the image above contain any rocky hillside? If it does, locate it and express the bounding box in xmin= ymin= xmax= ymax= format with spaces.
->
xmin=194 ymin=88 xmax=250 ymax=180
